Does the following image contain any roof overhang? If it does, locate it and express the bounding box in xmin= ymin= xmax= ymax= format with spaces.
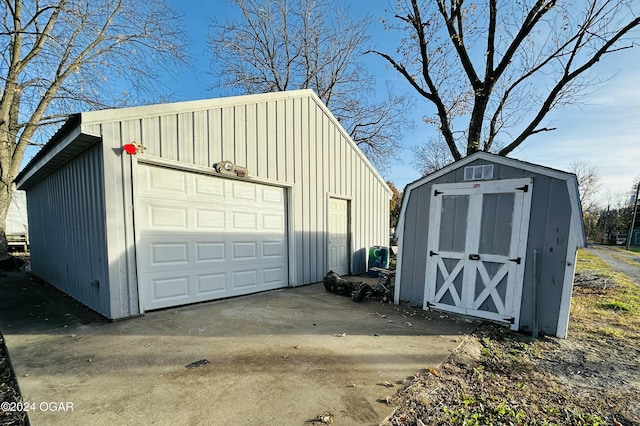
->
xmin=15 ymin=116 xmax=101 ymax=190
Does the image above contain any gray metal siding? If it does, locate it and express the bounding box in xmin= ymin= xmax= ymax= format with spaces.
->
xmin=81 ymin=92 xmax=389 ymax=310
xmin=400 ymin=158 xmax=573 ymax=335
xmin=97 ymin=121 xmax=140 ymax=319
xmin=398 ymin=186 xmax=431 ymax=304
xmin=26 ymin=143 xmax=110 ymax=317
xmin=519 ymin=176 xmax=571 ymax=334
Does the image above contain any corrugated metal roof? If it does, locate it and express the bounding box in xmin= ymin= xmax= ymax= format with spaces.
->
xmin=17 ymin=89 xmax=390 ymax=194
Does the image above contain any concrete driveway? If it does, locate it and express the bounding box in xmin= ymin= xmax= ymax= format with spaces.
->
xmin=0 ymin=271 xmax=476 ymax=425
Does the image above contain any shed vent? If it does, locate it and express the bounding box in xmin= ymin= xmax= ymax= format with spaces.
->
xmin=464 ymin=164 xmax=494 ymax=181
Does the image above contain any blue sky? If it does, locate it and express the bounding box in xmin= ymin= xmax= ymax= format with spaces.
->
xmin=162 ymin=0 xmax=640 ymax=206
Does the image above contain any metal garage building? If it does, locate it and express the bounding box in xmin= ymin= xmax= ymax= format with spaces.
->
xmin=395 ymin=152 xmax=585 ymax=338
xmin=16 ymin=90 xmax=391 ymax=319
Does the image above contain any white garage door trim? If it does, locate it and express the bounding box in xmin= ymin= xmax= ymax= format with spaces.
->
xmin=133 ymin=159 xmax=290 ymax=312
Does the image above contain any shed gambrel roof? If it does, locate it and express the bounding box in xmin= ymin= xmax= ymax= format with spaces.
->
xmin=396 ymin=151 xmax=586 ymax=247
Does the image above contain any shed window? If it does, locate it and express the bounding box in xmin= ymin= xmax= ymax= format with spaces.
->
xmin=464 ymin=164 xmax=494 ymax=181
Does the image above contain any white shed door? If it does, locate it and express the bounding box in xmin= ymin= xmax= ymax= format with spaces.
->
xmin=424 ymin=178 xmax=533 ymax=330
xmin=328 ymin=198 xmax=349 ymax=275
xmin=136 ymin=164 xmax=288 ymax=311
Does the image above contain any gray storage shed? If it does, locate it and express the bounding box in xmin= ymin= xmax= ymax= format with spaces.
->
xmin=395 ymin=152 xmax=585 ymax=338
xmin=16 ymin=90 xmax=390 ymax=319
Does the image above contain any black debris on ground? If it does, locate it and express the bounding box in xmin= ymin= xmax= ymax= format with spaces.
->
xmin=0 ymin=257 xmax=25 ymax=273
xmin=322 ymin=271 xmax=362 ymax=297
xmin=573 ymin=270 xmax=617 ymax=290
xmin=0 ymin=332 xmax=28 ymax=426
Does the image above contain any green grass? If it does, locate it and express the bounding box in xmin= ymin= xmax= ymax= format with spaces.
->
xmin=571 ymin=249 xmax=640 ymax=339
xmin=599 ymin=301 xmax=632 ymax=312
xmin=575 ymin=249 xmax=610 ymax=272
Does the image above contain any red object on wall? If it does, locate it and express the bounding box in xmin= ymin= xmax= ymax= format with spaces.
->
xmin=123 ymin=144 xmax=137 ymax=155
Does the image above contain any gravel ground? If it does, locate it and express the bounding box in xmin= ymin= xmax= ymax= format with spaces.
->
xmin=588 ymin=245 xmax=640 ymax=285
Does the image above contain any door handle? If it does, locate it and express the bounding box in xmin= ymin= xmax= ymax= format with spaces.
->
xmin=469 ymin=254 xmax=480 ymax=260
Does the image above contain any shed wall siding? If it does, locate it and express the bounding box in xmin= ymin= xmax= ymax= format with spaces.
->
xmin=25 ymin=143 xmax=110 ymax=316
xmin=520 ymin=175 xmax=571 ymax=334
xmin=399 ymin=159 xmax=573 ymax=335
xmin=82 ymin=93 xmax=389 ymax=303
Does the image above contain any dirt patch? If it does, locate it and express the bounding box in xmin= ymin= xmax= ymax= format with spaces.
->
xmin=384 ymin=256 xmax=640 ymax=426
xmin=384 ymin=323 xmax=640 ymax=425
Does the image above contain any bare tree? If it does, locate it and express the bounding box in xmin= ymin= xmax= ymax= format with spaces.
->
xmin=569 ymin=161 xmax=601 ymax=213
xmin=373 ymin=0 xmax=640 ymax=161
xmin=207 ymin=0 xmax=412 ymax=170
xmin=413 ymin=137 xmax=456 ymax=176
xmin=569 ymin=161 xmax=601 ymax=240
xmin=0 ymin=0 xmax=188 ymax=260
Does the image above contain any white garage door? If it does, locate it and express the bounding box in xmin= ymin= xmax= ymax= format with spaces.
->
xmin=136 ymin=164 xmax=288 ymax=311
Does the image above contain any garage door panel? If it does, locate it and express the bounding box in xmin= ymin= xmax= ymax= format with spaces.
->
xmin=139 ymin=166 xmax=189 ymax=198
xmin=196 ymin=273 xmax=227 ymax=294
xmin=137 ymin=164 xmax=288 ymax=311
xmin=232 ymin=212 xmax=258 ymax=230
xmin=195 ymin=209 xmax=226 ymax=229
xmin=233 ymin=270 xmax=258 ymax=288
xmin=263 ymin=186 xmax=284 ymax=204
xmin=195 ymin=175 xmax=224 ymax=197
xmin=148 ymin=205 xmax=188 ymax=229
xmin=232 ymin=242 xmax=258 ymax=260
xmin=150 ymin=275 xmax=190 ymax=301
xmin=232 ymin=182 xmax=257 ymax=201
xmin=263 ymin=241 xmax=285 ymax=258
xmin=195 ymin=242 xmax=226 ymax=263
xmin=151 ymin=242 xmax=189 ymax=266
xmin=262 ymin=214 xmax=285 ymax=232
xmin=263 ymin=267 xmax=286 ymax=285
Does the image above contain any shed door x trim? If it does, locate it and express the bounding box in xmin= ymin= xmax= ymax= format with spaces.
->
xmin=424 ymin=178 xmax=533 ymax=329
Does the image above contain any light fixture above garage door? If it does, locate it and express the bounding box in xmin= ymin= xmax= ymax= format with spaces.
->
xmin=213 ymin=160 xmax=248 ymax=178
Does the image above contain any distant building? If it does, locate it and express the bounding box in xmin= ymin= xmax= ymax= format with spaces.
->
xmin=6 ymin=188 xmax=29 ymax=251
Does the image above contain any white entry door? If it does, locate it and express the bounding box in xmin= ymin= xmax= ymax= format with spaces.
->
xmin=136 ymin=164 xmax=288 ymax=311
xmin=328 ymin=198 xmax=349 ymax=275
xmin=424 ymin=178 xmax=533 ymax=329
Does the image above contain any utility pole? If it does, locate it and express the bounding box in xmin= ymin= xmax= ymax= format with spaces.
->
xmin=626 ymin=182 xmax=640 ymax=251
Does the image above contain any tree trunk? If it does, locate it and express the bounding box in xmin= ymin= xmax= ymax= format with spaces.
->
xmin=0 ymin=181 xmax=12 ymax=261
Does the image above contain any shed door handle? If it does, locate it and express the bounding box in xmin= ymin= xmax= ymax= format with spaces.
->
xmin=469 ymin=254 xmax=480 ymax=260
